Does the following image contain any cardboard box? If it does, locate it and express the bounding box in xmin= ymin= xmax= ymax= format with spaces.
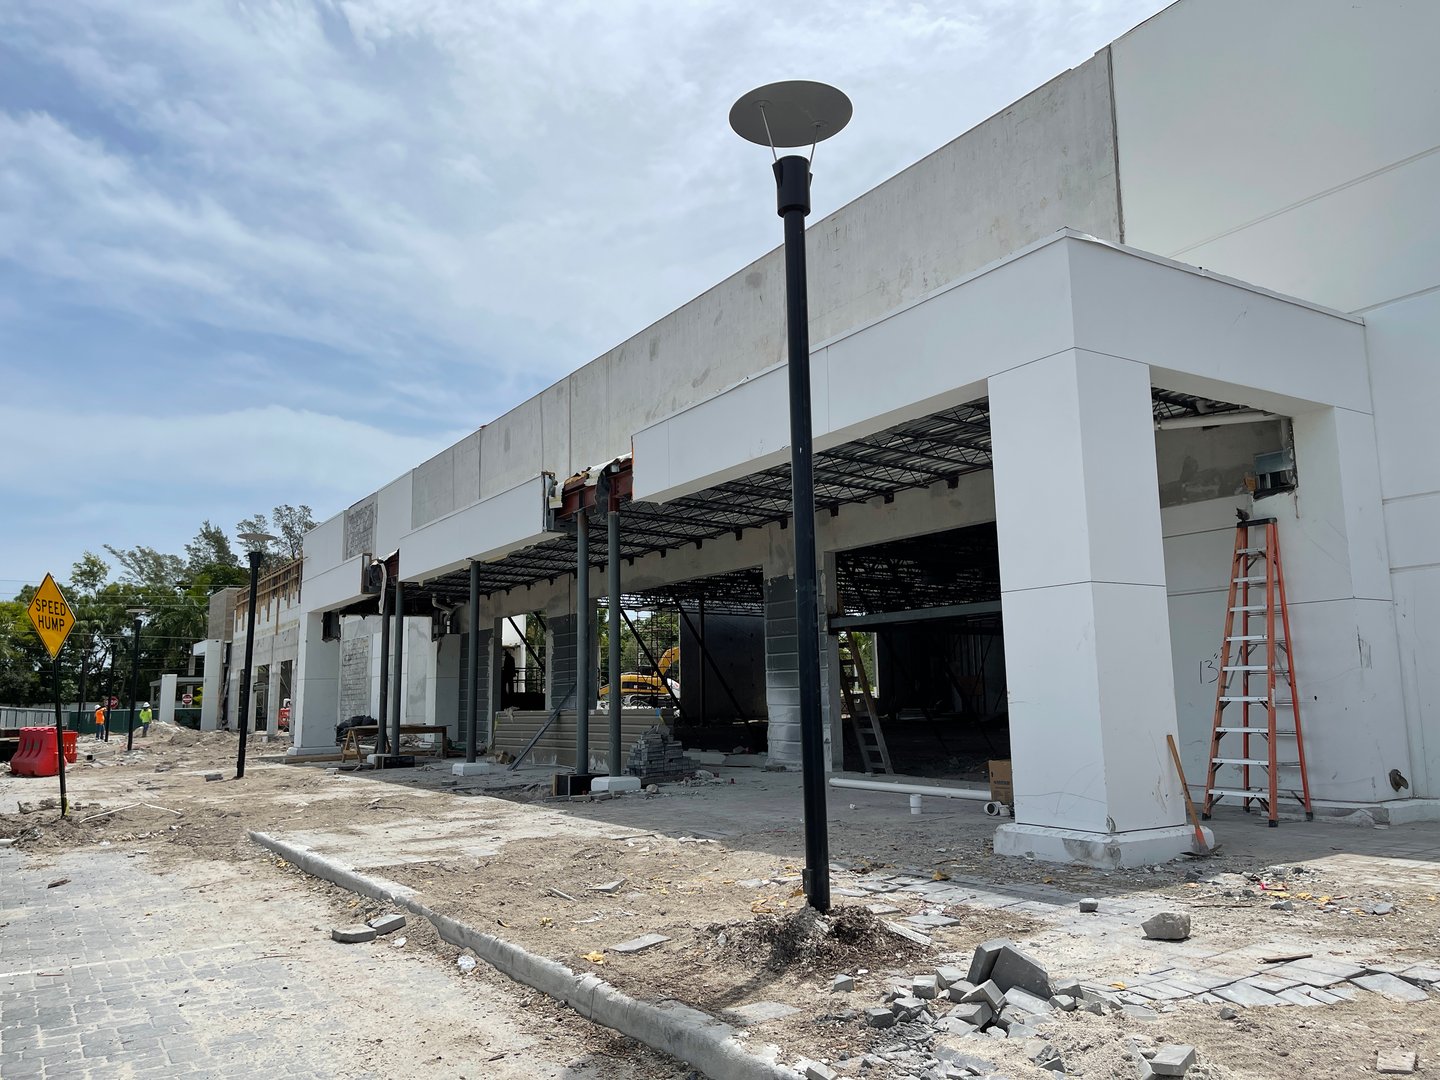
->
xmin=988 ymin=759 xmax=1013 ymax=805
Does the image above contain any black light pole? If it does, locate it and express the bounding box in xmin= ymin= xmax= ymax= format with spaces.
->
xmin=235 ymin=532 xmax=277 ymax=779
xmin=125 ymin=610 xmax=145 ymax=751
xmin=731 ymin=80 xmax=852 ymax=913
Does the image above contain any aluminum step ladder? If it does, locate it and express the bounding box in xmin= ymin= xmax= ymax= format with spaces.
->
xmin=1201 ymin=515 xmax=1314 ymax=826
xmin=838 ymin=632 xmax=892 ymax=774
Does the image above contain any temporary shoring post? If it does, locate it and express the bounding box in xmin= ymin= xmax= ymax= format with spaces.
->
xmin=236 ymin=549 xmax=263 ymax=779
xmin=390 ymin=579 xmax=404 ymax=762
xmin=575 ymin=516 xmax=590 ymax=774
xmin=126 ymin=614 xmax=141 ymax=752
xmin=607 ymin=507 xmax=622 ymax=775
xmin=466 ymin=561 xmax=481 ymax=763
xmin=778 ymin=152 xmax=831 ymax=912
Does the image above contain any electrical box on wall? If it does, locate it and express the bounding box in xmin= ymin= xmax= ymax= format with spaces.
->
xmin=1254 ymin=448 xmax=1296 ymax=495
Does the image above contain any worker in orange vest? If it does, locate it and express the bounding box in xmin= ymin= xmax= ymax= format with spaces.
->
xmin=94 ymin=704 xmax=107 ymax=741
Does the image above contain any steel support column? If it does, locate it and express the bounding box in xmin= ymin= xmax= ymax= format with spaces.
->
xmin=607 ymin=509 xmax=622 ymax=776
xmin=575 ymin=518 xmax=590 ymax=774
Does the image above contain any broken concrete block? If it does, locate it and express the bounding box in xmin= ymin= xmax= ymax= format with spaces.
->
xmin=1150 ymin=1045 xmax=1197 ymax=1076
xmin=367 ymin=913 xmax=406 ymax=935
xmin=1218 ymin=1006 xmax=1238 ymax=1020
xmin=990 ymin=944 xmax=1053 ymax=998
xmin=1377 ymin=1049 xmax=1419 ymax=1075
xmin=1052 ymin=976 xmax=1082 ymax=997
xmin=912 ymin=975 xmax=939 ymax=999
xmin=588 ymin=878 xmax=627 ymax=894
xmin=1003 ymin=986 xmax=1053 ymax=1016
xmin=962 ymin=979 xmax=1005 ymax=1010
xmin=935 ymin=965 xmax=968 ymax=989
xmin=331 ymin=925 xmax=378 ymax=944
xmin=1354 ymin=973 xmax=1430 ymax=1003
xmin=608 ymin=933 xmax=670 ymax=954
xmin=966 ymin=938 xmax=1012 ymax=986
xmin=1079 ymin=897 xmax=1099 ymax=913
xmin=1006 ymin=1021 xmax=1043 ymax=1041
xmin=1141 ymin=912 xmax=1191 ymax=941
xmin=204 ymin=772 xmax=223 ymax=782
xmin=864 ymin=1006 xmax=897 ymax=1028
xmin=830 ymin=974 xmax=855 ymax=993
xmin=802 ymin=1062 xmax=839 ymax=1080
xmin=1049 ymin=994 xmax=1078 ymax=1011
xmin=890 ymin=995 xmax=928 ymax=1020
xmin=1025 ymin=1039 xmax=1063 ymax=1069
xmin=945 ymin=980 xmax=976 ymax=1002
xmin=947 ymin=1001 xmax=993 ymax=1028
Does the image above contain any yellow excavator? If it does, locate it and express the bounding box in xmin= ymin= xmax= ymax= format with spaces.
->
xmin=599 ymin=647 xmax=679 ymax=706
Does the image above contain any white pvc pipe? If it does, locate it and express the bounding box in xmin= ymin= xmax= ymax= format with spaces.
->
xmin=830 ymin=777 xmax=990 ymax=801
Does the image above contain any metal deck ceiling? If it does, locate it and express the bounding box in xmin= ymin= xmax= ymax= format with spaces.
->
xmin=402 ymin=388 xmax=1244 ymax=615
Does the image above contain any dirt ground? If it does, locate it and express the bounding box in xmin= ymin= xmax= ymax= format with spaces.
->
xmin=4 ymin=725 xmax=1437 ymax=1079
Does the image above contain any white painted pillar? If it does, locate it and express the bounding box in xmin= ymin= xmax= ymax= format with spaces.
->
xmin=158 ymin=673 xmax=179 ymax=726
xmin=990 ymin=349 xmax=1196 ymax=867
xmin=1282 ymin=407 xmax=1415 ymax=801
xmin=263 ymin=663 xmax=282 ymax=735
xmin=291 ymin=612 xmax=341 ymax=756
xmin=198 ymin=641 xmax=224 ymax=731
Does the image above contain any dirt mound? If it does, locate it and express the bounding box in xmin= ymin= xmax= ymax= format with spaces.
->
xmin=706 ymin=904 xmax=925 ymax=973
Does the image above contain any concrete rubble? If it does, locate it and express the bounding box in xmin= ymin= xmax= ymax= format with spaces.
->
xmin=1377 ymin=1049 xmax=1419 ymax=1075
xmin=366 ymin=912 xmax=406 ymax=935
xmin=331 ymin=924 xmax=377 ymax=944
xmin=1141 ymin=912 xmax=1191 ymax=941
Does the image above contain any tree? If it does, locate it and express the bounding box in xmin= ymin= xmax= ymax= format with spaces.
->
xmin=185 ymin=521 xmax=241 ymax=578
xmin=103 ymin=544 xmax=184 ymax=588
xmin=236 ymin=503 xmax=316 ymax=565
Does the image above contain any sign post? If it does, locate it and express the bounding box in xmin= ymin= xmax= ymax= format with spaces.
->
xmin=26 ymin=574 xmax=76 ymax=818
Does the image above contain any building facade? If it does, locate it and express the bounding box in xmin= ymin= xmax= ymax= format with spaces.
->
xmin=288 ymin=0 xmax=1440 ymax=865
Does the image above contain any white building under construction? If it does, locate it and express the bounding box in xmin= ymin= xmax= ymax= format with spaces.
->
xmin=285 ymin=0 xmax=1440 ymax=866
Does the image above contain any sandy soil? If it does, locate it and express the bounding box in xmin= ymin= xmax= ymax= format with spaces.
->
xmin=4 ymin=725 xmax=1437 ymax=1079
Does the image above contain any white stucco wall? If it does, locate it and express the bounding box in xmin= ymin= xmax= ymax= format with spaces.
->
xmin=1112 ymin=0 xmax=1440 ymax=794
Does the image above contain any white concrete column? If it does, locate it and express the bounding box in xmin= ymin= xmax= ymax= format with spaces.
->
xmin=158 ymin=673 xmax=179 ymax=726
xmin=990 ymin=349 xmax=1196 ymax=867
xmin=198 ymin=641 xmax=224 ymax=731
xmin=263 ymin=664 xmax=282 ymax=735
xmin=291 ymin=612 xmax=341 ymax=756
xmin=1281 ymin=407 xmax=1415 ymax=802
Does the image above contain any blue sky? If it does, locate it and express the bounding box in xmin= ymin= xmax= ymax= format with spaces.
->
xmin=0 ymin=0 xmax=1166 ymax=592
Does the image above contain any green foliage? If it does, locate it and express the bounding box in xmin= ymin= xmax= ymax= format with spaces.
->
xmin=236 ymin=503 xmax=317 ymax=566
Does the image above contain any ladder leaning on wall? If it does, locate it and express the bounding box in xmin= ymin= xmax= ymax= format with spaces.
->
xmin=1201 ymin=515 xmax=1314 ymax=827
xmin=838 ymin=632 xmax=892 ymax=775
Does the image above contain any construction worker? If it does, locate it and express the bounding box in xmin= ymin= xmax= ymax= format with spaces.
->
xmin=93 ymin=703 xmax=107 ymax=741
xmin=139 ymin=703 xmax=153 ymax=737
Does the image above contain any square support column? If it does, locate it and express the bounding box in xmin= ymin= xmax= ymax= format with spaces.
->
xmin=197 ymin=640 xmax=224 ymax=731
xmin=291 ymin=611 xmax=341 ymax=757
xmin=990 ymin=349 xmax=1199 ymax=867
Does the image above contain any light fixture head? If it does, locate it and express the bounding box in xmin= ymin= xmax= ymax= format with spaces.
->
xmin=237 ymin=531 xmax=278 ymax=555
xmin=729 ymin=80 xmax=852 ymax=149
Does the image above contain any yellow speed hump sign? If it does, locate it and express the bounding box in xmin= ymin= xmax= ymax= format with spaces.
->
xmin=27 ymin=573 xmax=76 ymax=660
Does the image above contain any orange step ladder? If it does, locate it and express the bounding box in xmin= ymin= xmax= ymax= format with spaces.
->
xmin=1201 ymin=515 xmax=1314 ymax=827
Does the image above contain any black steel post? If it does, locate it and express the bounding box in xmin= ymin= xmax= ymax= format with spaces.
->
xmin=376 ymin=584 xmax=391 ymax=754
xmin=607 ymin=509 xmax=622 ymax=775
xmin=776 ymin=153 xmax=830 ymax=912
xmin=697 ymin=593 xmax=707 ymax=727
xmin=575 ymin=516 xmax=590 ymax=774
xmin=236 ymin=549 xmax=263 ymax=779
xmin=390 ymin=580 xmax=404 ymax=761
xmin=466 ymin=561 xmax=480 ymax=763
xmin=126 ymin=615 xmax=141 ymax=752
xmin=53 ymin=659 xmax=68 ymax=817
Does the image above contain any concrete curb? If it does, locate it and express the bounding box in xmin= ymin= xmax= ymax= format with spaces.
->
xmin=249 ymin=831 xmax=800 ymax=1080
